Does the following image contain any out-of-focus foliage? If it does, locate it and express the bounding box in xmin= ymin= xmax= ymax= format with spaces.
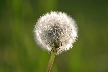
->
xmin=0 ymin=0 xmax=108 ymax=72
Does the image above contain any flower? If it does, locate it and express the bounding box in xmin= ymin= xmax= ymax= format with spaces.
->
xmin=34 ymin=11 xmax=78 ymax=55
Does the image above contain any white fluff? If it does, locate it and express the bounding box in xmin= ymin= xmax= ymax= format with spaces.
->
xmin=34 ymin=11 xmax=78 ymax=55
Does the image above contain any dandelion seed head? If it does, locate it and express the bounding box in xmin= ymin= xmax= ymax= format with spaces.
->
xmin=34 ymin=11 xmax=78 ymax=55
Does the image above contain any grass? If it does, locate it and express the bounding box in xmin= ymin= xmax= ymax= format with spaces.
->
xmin=0 ymin=0 xmax=108 ymax=72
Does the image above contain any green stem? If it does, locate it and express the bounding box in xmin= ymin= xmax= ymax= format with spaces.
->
xmin=46 ymin=49 xmax=56 ymax=72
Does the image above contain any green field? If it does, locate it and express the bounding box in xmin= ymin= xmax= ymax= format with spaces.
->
xmin=0 ymin=0 xmax=108 ymax=72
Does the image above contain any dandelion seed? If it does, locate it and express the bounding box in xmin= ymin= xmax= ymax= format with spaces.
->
xmin=34 ymin=11 xmax=78 ymax=55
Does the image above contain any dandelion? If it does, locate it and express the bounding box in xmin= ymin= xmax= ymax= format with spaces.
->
xmin=34 ymin=11 xmax=78 ymax=72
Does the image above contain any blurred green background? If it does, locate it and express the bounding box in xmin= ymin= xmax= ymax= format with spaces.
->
xmin=0 ymin=0 xmax=108 ymax=72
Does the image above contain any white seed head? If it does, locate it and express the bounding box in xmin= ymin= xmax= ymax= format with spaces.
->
xmin=34 ymin=11 xmax=78 ymax=55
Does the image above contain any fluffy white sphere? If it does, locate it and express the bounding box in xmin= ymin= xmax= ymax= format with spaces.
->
xmin=34 ymin=11 xmax=78 ymax=55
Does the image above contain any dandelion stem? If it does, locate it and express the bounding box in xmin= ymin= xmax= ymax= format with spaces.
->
xmin=46 ymin=48 xmax=56 ymax=72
